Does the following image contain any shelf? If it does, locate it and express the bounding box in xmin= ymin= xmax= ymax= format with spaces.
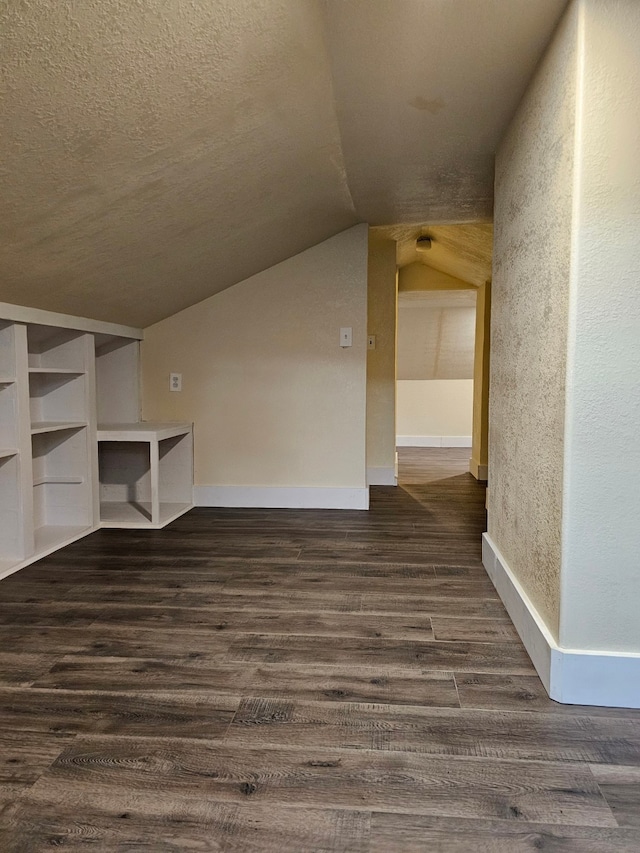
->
xmin=98 ymin=422 xmax=192 ymax=442
xmin=0 ymin=558 xmax=22 ymax=582
xmin=99 ymin=501 xmax=192 ymax=529
xmin=0 ymin=377 xmax=15 ymax=385
xmin=33 ymin=524 xmax=92 ymax=556
xmin=0 ymin=449 xmax=18 ymax=460
xmin=31 ymin=421 xmax=87 ymax=435
xmin=28 ymin=368 xmax=85 ymax=376
xmin=33 ymin=475 xmax=84 ymax=487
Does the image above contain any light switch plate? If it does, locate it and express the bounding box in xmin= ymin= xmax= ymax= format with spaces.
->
xmin=368 ymin=335 xmax=376 ymax=350
xmin=340 ymin=327 xmax=353 ymax=347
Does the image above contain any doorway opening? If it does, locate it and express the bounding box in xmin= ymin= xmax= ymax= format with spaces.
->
xmin=396 ymin=287 xmax=477 ymax=483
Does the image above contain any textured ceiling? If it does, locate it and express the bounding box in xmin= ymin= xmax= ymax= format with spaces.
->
xmin=376 ymin=223 xmax=494 ymax=286
xmin=323 ymin=0 xmax=568 ymax=225
xmin=0 ymin=0 xmax=566 ymax=326
xmin=0 ymin=0 xmax=357 ymax=326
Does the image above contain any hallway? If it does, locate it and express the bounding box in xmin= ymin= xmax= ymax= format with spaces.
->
xmin=0 ymin=449 xmax=639 ymax=850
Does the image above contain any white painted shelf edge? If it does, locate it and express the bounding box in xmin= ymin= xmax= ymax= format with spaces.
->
xmin=0 ymin=449 xmax=19 ymax=460
xmin=99 ymin=501 xmax=192 ymax=529
xmin=0 ymin=525 xmax=92 ymax=582
xmin=97 ymin=422 xmax=192 ymax=442
xmin=28 ymin=368 xmax=86 ymax=375
xmin=31 ymin=421 xmax=87 ymax=435
xmin=33 ymin=475 xmax=84 ymax=487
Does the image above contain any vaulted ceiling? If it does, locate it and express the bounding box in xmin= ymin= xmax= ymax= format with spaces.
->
xmin=0 ymin=0 xmax=567 ymax=326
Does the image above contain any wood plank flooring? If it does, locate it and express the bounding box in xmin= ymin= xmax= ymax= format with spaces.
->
xmin=0 ymin=447 xmax=639 ymax=851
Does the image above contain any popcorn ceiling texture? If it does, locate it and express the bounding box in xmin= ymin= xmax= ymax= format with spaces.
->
xmin=0 ymin=0 xmax=567 ymax=326
xmin=0 ymin=0 xmax=357 ymax=326
xmin=488 ymin=4 xmax=578 ymax=640
xmin=323 ymin=0 xmax=568 ymax=225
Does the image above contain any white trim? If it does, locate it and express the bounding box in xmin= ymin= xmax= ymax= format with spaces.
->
xmin=366 ymin=467 xmax=397 ymax=486
xmin=194 ymin=485 xmax=370 ymax=510
xmin=482 ymin=534 xmax=553 ymax=692
xmin=396 ymin=435 xmax=472 ymax=448
xmin=0 ymin=526 xmax=94 ymax=582
xmin=483 ymin=533 xmax=640 ymax=708
xmin=469 ymin=457 xmax=488 ymax=481
xmin=0 ymin=301 xmax=143 ymax=340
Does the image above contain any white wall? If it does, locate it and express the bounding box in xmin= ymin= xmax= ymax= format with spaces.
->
xmin=487 ymin=0 xmax=640 ymax=706
xmin=141 ymin=225 xmax=369 ymax=508
xmin=559 ymin=0 xmax=640 ymax=653
xmin=396 ymin=380 xmax=473 ymax=445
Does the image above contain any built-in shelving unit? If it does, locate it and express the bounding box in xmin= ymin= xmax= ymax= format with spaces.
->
xmin=0 ymin=304 xmax=194 ymax=580
xmin=27 ymin=326 xmax=95 ymax=562
xmin=0 ymin=320 xmax=30 ymax=576
xmin=97 ymin=422 xmax=193 ymax=529
xmin=30 ymin=422 xmax=88 ymax=435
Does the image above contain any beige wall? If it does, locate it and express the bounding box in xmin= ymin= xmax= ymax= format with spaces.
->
xmin=470 ymin=281 xmax=491 ymax=481
xmin=141 ymin=225 xmax=368 ymax=491
xmin=397 ymin=380 xmax=473 ymax=441
xmin=489 ymin=3 xmax=578 ymax=640
xmin=398 ymin=263 xmax=474 ymax=293
xmin=365 ymin=235 xmax=397 ymax=479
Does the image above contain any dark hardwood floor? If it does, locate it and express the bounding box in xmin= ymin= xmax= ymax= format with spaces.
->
xmin=1 ymin=448 xmax=639 ymax=851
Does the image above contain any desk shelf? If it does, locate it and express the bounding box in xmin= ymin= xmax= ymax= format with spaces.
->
xmin=98 ymin=423 xmax=193 ymax=529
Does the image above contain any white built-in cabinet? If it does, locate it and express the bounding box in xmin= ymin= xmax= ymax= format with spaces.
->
xmin=0 ymin=305 xmax=193 ymax=581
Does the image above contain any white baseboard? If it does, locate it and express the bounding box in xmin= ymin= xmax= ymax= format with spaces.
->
xmin=366 ymin=467 xmax=397 ymax=486
xmin=396 ymin=435 xmax=472 ymax=448
xmin=483 ymin=533 xmax=640 ymax=708
xmin=469 ymin=457 xmax=488 ymax=481
xmin=194 ymin=485 xmax=370 ymax=510
xmin=482 ymin=534 xmax=554 ymax=692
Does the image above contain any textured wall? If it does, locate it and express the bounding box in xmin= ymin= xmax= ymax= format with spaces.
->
xmin=141 ymin=226 xmax=368 ymax=489
xmin=559 ymin=0 xmax=640 ymax=652
xmin=489 ymin=4 xmax=578 ymax=639
xmin=366 ymin=236 xmax=397 ymax=473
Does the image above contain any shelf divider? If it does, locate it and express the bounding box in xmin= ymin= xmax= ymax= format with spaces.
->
xmin=28 ymin=368 xmax=85 ymax=375
xmin=33 ymin=475 xmax=84 ymax=487
xmin=31 ymin=421 xmax=87 ymax=435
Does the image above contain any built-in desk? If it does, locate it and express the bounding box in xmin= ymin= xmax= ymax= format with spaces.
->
xmin=97 ymin=422 xmax=193 ymax=528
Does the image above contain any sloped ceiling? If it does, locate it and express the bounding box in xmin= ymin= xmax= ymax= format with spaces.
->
xmin=0 ymin=0 xmax=567 ymax=326
xmin=377 ymin=223 xmax=494 ymax=286
xmin=323 ymin=0 xmax=568 ymax=226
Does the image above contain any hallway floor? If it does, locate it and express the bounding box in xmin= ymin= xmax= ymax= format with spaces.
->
xmin=0 ymin=449 xmax=639 ymax=851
